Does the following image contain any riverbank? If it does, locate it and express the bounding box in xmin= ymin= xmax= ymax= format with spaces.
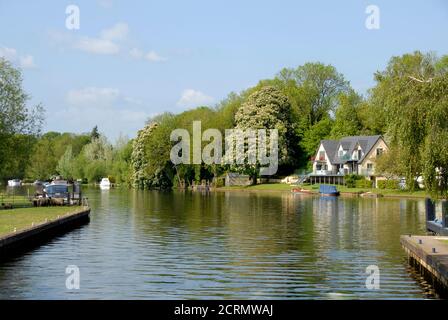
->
xmin=215 ymin=183 xmax=430 ymax=199
xmin=0 ymin=206 xmax=90 ymax=255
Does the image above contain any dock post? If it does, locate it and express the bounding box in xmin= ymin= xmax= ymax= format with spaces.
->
xmin=442 ymin=200 xmax=448 ymax=228
xmin=425 ymin=198 xmax=436 ymax=222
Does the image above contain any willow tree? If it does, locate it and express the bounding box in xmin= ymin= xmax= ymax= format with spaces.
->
xmin=422 ymin=77 xmax=448 ymax=197
xmin=372 ymin=51 xmax=448 ymax=192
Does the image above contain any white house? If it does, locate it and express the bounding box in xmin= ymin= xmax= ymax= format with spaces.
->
xmin=312 ymin=135 xmax=388 ymax=180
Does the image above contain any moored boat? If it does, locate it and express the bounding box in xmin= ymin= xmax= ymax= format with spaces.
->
xmin=99 ymin=177 xmax=111 ymax=189
xmin=7 ymin=179 xmax=22 ymax=187
xmin=319 ymin=185 xmax=340 ymax=196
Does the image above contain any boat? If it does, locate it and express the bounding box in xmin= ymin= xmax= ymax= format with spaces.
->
xmin=319 ymin=185 xmax=340 ymax=197
xmin=7 ymin=179 xmax=22 ymax=187
xmin=99 ymin=177 xmax=111 ymax=189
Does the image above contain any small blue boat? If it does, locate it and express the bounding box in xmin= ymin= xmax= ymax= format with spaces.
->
xmin=319 ymin=185 xmax=340 ymax=196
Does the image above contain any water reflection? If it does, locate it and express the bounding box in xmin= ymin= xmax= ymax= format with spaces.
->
xmin=0 ymin=188 xmax=435 ymax=299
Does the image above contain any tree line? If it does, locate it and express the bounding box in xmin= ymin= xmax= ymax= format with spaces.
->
xmin=1 ymin=51 xmax=448 ymax=195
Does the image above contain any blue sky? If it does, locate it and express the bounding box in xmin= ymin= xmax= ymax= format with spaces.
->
xmin=0 ymin=0 xmax=447 ymax=141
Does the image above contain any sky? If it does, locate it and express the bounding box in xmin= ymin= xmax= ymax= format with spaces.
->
xmin=0 ymin=0 xmax=447 ymax=142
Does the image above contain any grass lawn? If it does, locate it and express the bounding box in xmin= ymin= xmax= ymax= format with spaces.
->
xmin=299 ymin=184 xmax=429 ymax=198
xmin=0 ymin=195 xmax=32 ymax=208
xmin=218 ymin=183 xmax=430 ymax=198
xmin=217 ymin=183 xmax=293 ymax=191
xmin=0 ymin=206 xmax=83 ymax=238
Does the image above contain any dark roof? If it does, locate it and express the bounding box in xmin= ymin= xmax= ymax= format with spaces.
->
xmin=319 ymin=135 xmax=382 ymax=164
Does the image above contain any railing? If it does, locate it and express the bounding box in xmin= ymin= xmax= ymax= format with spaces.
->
xmin=314 ymin=170 xmax=340 ymax=176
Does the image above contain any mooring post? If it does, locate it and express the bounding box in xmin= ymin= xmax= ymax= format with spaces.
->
xmin=442 ymin=200 xmax=448 ymax=228
xmin=425 ymin=198 xmax=436 ymax=222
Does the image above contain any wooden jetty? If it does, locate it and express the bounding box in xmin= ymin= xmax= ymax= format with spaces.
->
xmin=401 ymin=235 xmax=448 ymax=296
xmin=400 ymin=198 xmax=448 ymax=296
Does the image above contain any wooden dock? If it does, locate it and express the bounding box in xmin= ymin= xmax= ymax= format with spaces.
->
xmin=401 ymin=235 xmax=448 ymax=296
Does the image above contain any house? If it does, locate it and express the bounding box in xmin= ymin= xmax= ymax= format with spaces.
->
xmin=312 ymin=135 xmax=388 ymax=184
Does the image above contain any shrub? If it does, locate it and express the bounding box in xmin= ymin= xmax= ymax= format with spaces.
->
xmin=345 ymin=174 xmax=362 ymax=188
xmin=377 ymin=179 xmax=399 ymax=190
xmin=377 ymin=180 xmax=387 ymax=189
xmin=386 ymin=179 xmax=399 ymax=190
xmin=355 ymin=179 xmax=373 ymax=189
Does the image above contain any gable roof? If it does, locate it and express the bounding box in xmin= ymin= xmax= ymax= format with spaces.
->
xmin=318 ymin=135 xmax=383 ymax=164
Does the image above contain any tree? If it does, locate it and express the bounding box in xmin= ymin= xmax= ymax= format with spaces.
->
xmin=27 ymin=138 xmax=57 ymax=180
xmin=301 ymin=117 xmax=333 ymax=161
xmin=0 ymin=58 xmax=44 ymax=179
xmin=371 ymin=51 xmax=448 ymax=192
xmin=374 ymin=146 xmax=405 ymax=180
xmin=234 ymin=86 xmax=297 ymax=182
xmin=330 ymin=91 xmax=363 ymax=138
xmin=56 ymin=146 xmax=75 ymax=179
xmin=90 ymin=126 xmax=100 ymax=140
xmin=276 ymin=62 xmax=350 ymax=128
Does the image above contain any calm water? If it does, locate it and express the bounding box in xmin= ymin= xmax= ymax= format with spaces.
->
xmin=0 ymin=187 xmax=437 ymax=299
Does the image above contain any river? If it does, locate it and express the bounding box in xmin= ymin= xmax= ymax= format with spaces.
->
xmin=0 ymin=187 xmax=437 ymax=299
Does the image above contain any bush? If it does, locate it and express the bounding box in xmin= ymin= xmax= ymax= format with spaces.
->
xmin=386 ymin=179 xmax=399 ymax=190
xmin=345 ymin=174 xmax=362 ymax=188
xmin=108 ymin=175 xmax=116 ymax=184
xmin=377 ymin=179 xmax=399 ymax=190
xmin=355 ymin=179 xmax=373 ymax=189
xmin=377 ymin=180 xmax=386 ymax=189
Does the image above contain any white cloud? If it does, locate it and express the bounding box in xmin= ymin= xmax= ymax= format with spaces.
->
xmin=20 ymin=55 xmax=36 ymax=68
xmin=74 ymin=37 xmax=120 ymax=55
xmin=67 ymin=87 xmax=121 ymax=108
xmin=0 ymin=46 xmax=36 ymax=69
xmin=145 ymin=50 xmax=167 ymax=62
xmin=98 ymin=0 xmax=113 ymax=8
xmin=100 ymin=22 xmax=129 ymax=41
xmin=129 ymin=48 xmax=144 ymax=59
xmin=0 ymin=47 xmax=17 ymax=61
xmin=177 ymin=89 xmax=214 ymax=108
xmin=129 ymin=48 xmax=167 ymax=62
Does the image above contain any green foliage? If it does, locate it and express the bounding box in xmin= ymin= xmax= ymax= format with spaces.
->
xmin=377 ymin=180 xmax=399 ymax=190
xmin=301 ymin=117 xmax=333 ymax=157
xmin=345 ymin=174 xmax=362 ymax=188
xmin=372 ymin=51 xmax=448 ymax=195
xmin=330 ymin=91 xmax=363 ymax=138
xmin=56 ymin=146 xmax=75 ymax=179
xmin=0 ymin=58 xmax=44 ymax=180
xmin=355 ymin=179 xmax=373 ymax=189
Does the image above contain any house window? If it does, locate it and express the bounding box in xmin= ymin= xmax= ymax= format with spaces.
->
xmin=339 ymin=150 xmax=343 ymax=157
xmin=367 ymin=163 xmax=373 ymax=169
xmin=319 ymin=151 xmax=325 ymax=161
xmin=376 ymin=148 xmax=383 ymax=156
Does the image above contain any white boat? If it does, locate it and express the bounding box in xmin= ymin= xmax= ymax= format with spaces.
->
xmin=99 ymin=178 xmax=111 ymax=189
xmin=7 ymin=179 xmax=22 ymax=187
